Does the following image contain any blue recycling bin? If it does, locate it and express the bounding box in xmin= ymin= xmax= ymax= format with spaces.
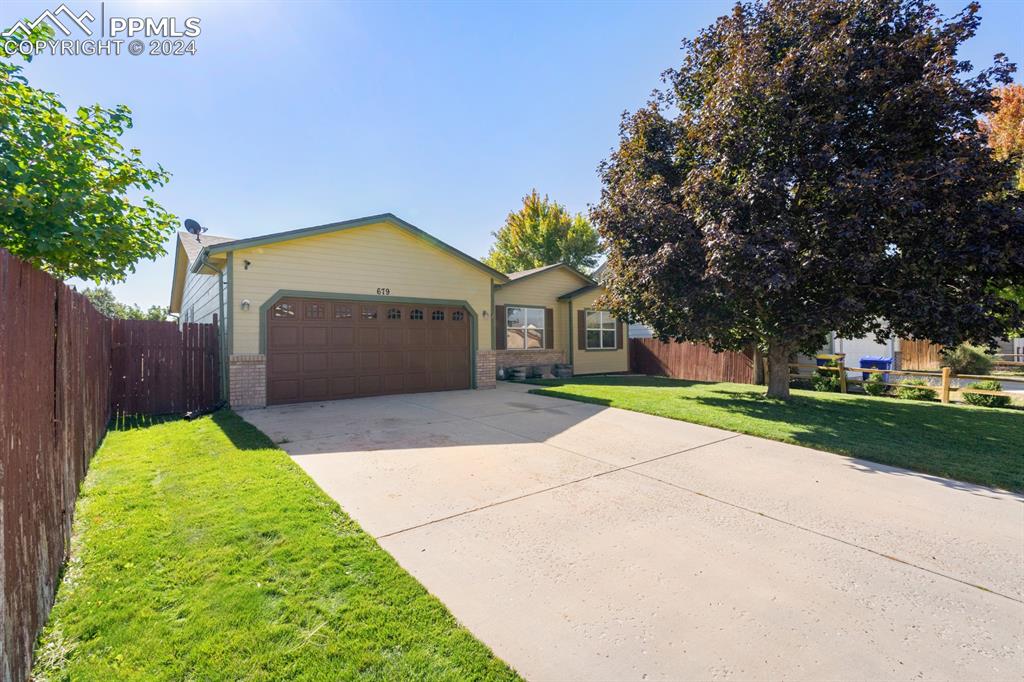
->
xmin=860 ymin=356 xmax=893 ymax=383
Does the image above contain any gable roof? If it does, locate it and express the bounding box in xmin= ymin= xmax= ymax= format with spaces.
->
xmin=557 ymin=284 xmax=601 ymax=301
xmin=170 ymin=232 xmax=238 ymax=312
xmin=178 ymin=232 xmax=236 ymax=264
xmin=500 ymin=262 xmax=596 ymax=288
xmin=188 ymin=213 xmax=508 ymax=282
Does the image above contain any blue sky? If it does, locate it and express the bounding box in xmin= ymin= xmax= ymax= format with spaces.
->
xmin=5 ymin=0 xmax=1023 ymax=309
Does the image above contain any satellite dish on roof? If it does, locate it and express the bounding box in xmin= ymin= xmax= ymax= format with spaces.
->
xmin=183 ymin=218 xmax=207 ymax=242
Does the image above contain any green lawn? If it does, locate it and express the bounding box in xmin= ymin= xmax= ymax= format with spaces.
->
xmin=527 ymin=376 xmax=1024 ymax=491
xmin=34 ymin=412 xmax=518 ymax=681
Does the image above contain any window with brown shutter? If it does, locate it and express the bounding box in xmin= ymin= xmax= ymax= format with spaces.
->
xmin=495 ymin=304 xmax=507 ymax=350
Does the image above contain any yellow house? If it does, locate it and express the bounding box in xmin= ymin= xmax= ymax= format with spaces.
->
xmin=168 ymin=214 xmax=628 ymax=408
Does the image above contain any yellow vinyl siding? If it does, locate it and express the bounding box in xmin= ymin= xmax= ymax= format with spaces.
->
xmin=572 ymin=288 xmax=629 ymax=375
xmin=230 ymin=222 xmax=493 ymax=353
xmin=495 ymin=268 xmax=585 ymax=352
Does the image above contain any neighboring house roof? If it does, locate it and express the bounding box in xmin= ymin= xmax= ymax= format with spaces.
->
xmin=591 ymin=261 xmax=608 ymax=282
xmin=501 ymin=262 xmax=596 ymax=288
xmin=189 ymin=213 xmax=509 ymax=283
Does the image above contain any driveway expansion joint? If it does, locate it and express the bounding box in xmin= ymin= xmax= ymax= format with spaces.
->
xmin=374 ymin=433 xmax=743 ymax=540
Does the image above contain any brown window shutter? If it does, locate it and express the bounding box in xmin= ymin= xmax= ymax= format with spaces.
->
xmin=544 ymin=308 xmax=554 ymax=349
xmin=617 ymin=320 xmax=625 ymax=349
xmin=577 ymin=309 xmax=586 ymax=350
xmin=495 ymin=305 xmax=506 ymax=350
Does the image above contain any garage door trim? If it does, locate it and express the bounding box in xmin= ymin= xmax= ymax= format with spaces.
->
xmin=257 ymin=289 xmax=479 ymax=389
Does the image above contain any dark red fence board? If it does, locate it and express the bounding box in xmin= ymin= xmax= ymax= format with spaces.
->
xmin=630 ymin=338 xmax=754 ymax=384
xmin=1 ymin=249 xmax=218 ymax=682
xmin=109 ymin=320 xmax=219 ymax=416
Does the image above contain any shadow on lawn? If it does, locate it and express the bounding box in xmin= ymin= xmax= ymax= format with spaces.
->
xmin=211 ymin=409 xmax=278 ymax=451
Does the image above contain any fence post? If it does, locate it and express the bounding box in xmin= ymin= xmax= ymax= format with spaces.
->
xmin=837 ymin=354 xmax=847 ymax=393
xmin=941 ymin=366 xmax=951 ymax=404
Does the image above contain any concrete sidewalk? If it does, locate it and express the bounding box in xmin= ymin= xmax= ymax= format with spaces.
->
xmin=242 ymin=383 xmax=1024 ymax=681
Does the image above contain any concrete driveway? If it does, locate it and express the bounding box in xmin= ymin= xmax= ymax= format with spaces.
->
xmin=242 ymin=383 xmax=1024 ymax=681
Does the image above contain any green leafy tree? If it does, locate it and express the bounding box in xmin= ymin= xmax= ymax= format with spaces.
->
xmin=0 ymin=22 xmax=176 ymax=282
xmin=83 ymin=287 xmax=168 ymax=321
xmin=979 ymin=83 xmax=1024 ymax=332
xmin=594 ymin=0 xmax=1024 ymax=399
xmin=484 ymin=190 xmax=601 ymax=272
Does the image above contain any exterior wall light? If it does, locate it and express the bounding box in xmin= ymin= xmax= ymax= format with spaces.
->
xmin=240 ymin=299 xmax=251 ymax=311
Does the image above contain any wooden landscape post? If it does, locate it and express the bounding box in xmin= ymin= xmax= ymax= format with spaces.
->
xmin=941 ymin=366 xmax=951 ymax=404
xmin=837 ymin=354 xmax=847 ymax=393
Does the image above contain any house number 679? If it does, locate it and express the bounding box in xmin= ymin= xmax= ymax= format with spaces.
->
xmin=377 ymin=287 xmax=391 ymax=295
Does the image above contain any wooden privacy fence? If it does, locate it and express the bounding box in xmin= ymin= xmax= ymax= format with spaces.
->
xmin=900 ymin=339 xmax=944 ymax=370
xmin=1 ymin=249 xmax=220 ymax=682
xmin=630 ymin=338 xmax=754 ymax=384
xmin=110 ymin=319 xmax=220 ymax=416
xmin=1 ymin=250 xmax=110 ymax=682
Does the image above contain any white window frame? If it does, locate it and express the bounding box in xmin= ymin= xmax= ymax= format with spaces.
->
xmin=506 ymin=306 xmax=545 ymax=350
xmin=585 ymin=310 xmax=617 ymax=350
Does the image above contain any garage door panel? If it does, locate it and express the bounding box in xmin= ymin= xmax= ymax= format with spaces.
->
xmin=330 ymin=377 xmax=356 ymax=397
xmin=329 ymin=351 xmax=355 ymax=371
xmin=302 ymin=377 xmax=328 ymax=401
xmin=358 ymin=328 xmax=381 ymax=345
xmin=358 ymin=375 xmax=381 ymax=394
xmin=382 ymin=374 xmax=405 ymax=393
xmin=330 ymin=327 xmax=355 ymax=345
xmin=268 ymin=352 xmax=300 ymax=375
xmin=426 ymin=351 xmax=447 ymax=371
xmin=358 ymin=351 xmax=381 ymax=370
xmin=448 ymin=349 xmax=469 ymax=369
xmin=382 ymin=327 xmax=405 ymax=346
xmin=302 ymin=326 xmax=329 ymax=346
xmin=302 ymin=352 xmax=328 ymax=372
xmin=268 ymin=378 xmax=299 ymax=403
xmin=382 ymin=350 xmax=405 ymax=370
xmin=405 ymin=373 xmax=428 ymax=391
xmin=267 ymin=296 xmax=469 ymax=404
xmin=269 ymin=326 xmax=300 ymax=349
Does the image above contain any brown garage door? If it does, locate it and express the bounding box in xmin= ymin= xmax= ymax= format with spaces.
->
xmin=266 ymin=297 xmax=471 ymax=404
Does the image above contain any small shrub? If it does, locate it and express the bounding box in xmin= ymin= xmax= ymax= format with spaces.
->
xmin=863 ymin=373 xmax=888 ymax=396
xmin=942 ymin=344 xmax=993 ymax=375
xmin=962 ymin=380 xmax=1011 ymax=408
xmin=895 ymin=378 xmax=936 ymax=401
xmin=813 ymin=360 xmax=841 ymax=392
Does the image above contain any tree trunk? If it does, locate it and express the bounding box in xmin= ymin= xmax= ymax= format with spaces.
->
xmin=752 ymin=346 xmax=765 ymax=385
xmin=765 ymin=342 xmax=792 ymax=399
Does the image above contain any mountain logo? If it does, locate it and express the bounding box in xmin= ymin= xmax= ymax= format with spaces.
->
xmin=3 ymin=4 xmax=95 ymax=38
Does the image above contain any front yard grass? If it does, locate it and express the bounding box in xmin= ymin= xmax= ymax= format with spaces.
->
xmin=34 ymin=411 xmax=517 ymax=681
xmin=527 ymin=376 xmax=1023 ymax=492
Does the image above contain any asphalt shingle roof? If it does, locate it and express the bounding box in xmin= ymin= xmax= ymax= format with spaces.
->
xmin=178 ymin=232 xmax=236 ymax=264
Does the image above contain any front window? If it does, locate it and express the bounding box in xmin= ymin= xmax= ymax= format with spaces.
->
xmin=586 ymin=310 xmax=616 ymax=349
xmin=506 ymin=306 xmax=544 ymax=349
